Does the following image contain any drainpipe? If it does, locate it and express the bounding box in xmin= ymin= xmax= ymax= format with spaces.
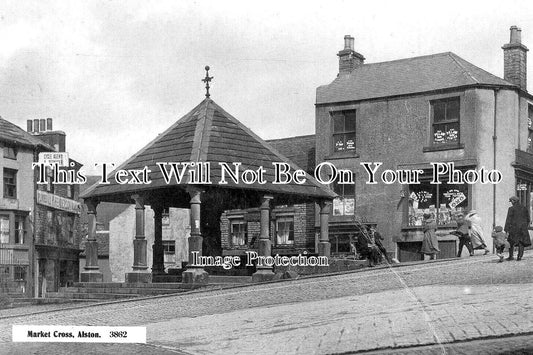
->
xmin=492 ymin=89 xmax=499 ymax=242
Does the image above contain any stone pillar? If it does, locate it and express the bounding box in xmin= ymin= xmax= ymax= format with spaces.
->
xmin=126 ymin=194 xmax=152 ymax=283
xmin=152 ymin=204 xmax=165 ymax=277
xmin=80 ymin=199 xmax=103 ymax=282
xmin=182 ymin=187 xmax=209 ymax=284
xmin=252 ymin=195 xmax=274 ymax=282
xmin=318 ymin=200 xmax=332 ymax=257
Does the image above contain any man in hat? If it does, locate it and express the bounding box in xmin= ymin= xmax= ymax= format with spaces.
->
xmin=504 ymin=196 xmax=531 ymax=261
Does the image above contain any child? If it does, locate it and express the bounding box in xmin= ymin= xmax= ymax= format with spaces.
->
xmin=452 ymin=213 xmax=474 ymax=257
xmin=492 ymin=225 xmax=508 ymax=262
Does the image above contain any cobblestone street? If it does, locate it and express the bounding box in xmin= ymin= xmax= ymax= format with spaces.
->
xmin=1 ymin=252 xmax=533 ymax=354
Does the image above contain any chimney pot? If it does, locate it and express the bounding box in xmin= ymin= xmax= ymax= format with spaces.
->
xmin=510 ymin=25 xmax=522 ymax=44
xmin=39 ymin=119 xmax=46 ymax=132
xmin=33 ymin=119 xmax=40 ymax=133
xmin=27 ymin=120 xmax=33 ymax=132
xmin=46 ymin=118 xmax=53 ymax=131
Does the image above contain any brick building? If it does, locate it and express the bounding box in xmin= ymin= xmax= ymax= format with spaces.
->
xmin=220 ymin=135 xmax=319 ymax=259
xmin=27 ymin=119 xmax=83 ymax=295
xmin=0 ymin=118 xmax=53 ymax=297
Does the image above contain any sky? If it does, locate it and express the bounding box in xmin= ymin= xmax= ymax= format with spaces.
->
xmin=1 ymin=0 xmax=533 ymax=174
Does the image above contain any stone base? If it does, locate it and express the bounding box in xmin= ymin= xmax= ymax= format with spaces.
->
xmin=182 ymin=268 xmax=209 ymax=284
xmin=167 ymin=267 xmax=183 ymax=275
xmin=252 ymin=268 xmax=275 ymax=282
xmin=125 ymin=271 xmax=152 ymax=283
xmin=80 ymin=271 xmax=103 ymax=283
xmin=318 ymin=241 xmax=331 ymax=257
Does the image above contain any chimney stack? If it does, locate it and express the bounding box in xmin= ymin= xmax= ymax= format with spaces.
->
xmin=337 ymin=35 xmax=365 ymax=75
xmin=503 ymin=25 xmax=528 ymax=91
xmin=28 ymin=117 xmax=66 ymax=152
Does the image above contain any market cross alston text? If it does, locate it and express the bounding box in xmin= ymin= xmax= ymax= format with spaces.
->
xmin=33 ymin=161 xmax=502 ymax=186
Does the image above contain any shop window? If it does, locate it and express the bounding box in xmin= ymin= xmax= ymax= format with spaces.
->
xmin=3 ymin=168 xmax=17 ymax=199
xmin=0 ymin=216 xmax=9 ymax=244
xmin=15 ymin=216 xmax=25 ymax=244
xmin=431 ymin=97 xmax=460 ymax=145
xmin=276 ymin=217 xmax=294 ymax=245
xmin=407 ymin=179 xmax=469 ymax=227
xmin=527 ymin=104 xmax=533 ymax=153
xmin=230 ymin=220 xmax=247 ymax=247
xmin=516 ymin=178 xmax=533 ymax=227
xmin=332 ymin=110 xmax=356 ymax=152
xmin=2 ymin=144 xmax=17 ymax=160
xmin=14 ymin=266 xmax=26 ymax=281
xmin=332 ymin=181 xmax=355 ymax=216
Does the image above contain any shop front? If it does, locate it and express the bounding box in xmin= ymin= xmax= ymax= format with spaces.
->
xmin=394 ymin=162 xmax=477 ymax=261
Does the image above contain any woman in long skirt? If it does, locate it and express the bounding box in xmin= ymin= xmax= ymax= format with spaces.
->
xmin=421 ymin=213 xmax=440 ymax=260
xmin=465 ymin=210 xmax=490 ymax=255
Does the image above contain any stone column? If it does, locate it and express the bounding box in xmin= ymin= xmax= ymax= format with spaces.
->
xmin=126 ymin=194 xmax=151 ymax=283
xmin=80 ymin=199 xmax=103 ymax=282
xmin=318 ymin=200 xmax=332 ymax=257
xmin=152 ymin=204 xmax=165 ymax=277
xmin=182 ymin=187 xmax=209 ymax=284
xmin=252 ymin=195 xmax=274 ymax=282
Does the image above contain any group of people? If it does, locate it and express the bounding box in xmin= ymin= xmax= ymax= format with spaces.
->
xmin=420 ymin=210 xmax=490 ymax=260
xmin=352 ymin=195 xmax=530 ymax=266
xmin=351 ymin=226 xmax=391 ymax=267
xmin=421 ymin=195 xmax=531 ymax=262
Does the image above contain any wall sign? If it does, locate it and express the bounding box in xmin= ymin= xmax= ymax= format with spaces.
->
xmin=37 ymin=190 xmax=80 ymax=214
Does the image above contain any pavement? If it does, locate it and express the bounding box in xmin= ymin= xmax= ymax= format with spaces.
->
xmin=0 ymin=251 xmax=532 ymax=354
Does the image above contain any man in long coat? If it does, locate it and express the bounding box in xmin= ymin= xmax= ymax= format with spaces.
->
xmin=504 ymin=196 xmax=532 ymax=261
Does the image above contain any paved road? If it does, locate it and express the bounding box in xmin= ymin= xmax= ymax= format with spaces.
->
xmin=1 ymin=252 xmax=532 ymax=354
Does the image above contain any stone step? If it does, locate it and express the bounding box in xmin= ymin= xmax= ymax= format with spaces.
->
xmin=152 ymin=275 xmax=182 ymax=283
xmin=209 ymin=275 xmax=252 ymax=284
xmin=47 ymin=292 xmax=140 ymax=300
xmin=62 ymin=287 xmax=186 ymax=295
xmin=72 ymin=282 xmax=191 ymax=289
xmin=12 ymin=298 xmax=95 ymax=306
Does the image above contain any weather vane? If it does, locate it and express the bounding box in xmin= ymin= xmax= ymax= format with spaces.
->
xmin=202 ymin=65 xmax=213 ymax=98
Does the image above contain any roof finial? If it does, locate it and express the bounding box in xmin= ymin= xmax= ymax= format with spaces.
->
xmin=201 ymin=65 xmax=213 ymax=98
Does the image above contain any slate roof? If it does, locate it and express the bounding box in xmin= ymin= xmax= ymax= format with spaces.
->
xmin=79 ymin=232 xmax=109 ymax=257
xmin=0 ymin=117 xmax=54 ymax=150
xmin=82 ymin=99 xmax=335 ymax=200
xmin=267 ymin=135 xmax=316 ymax=173
xmin=316 ymin=52 xmax=517 ymax=105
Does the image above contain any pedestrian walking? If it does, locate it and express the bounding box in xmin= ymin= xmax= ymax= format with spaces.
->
xmin=465 ymin=210 xmax=490 ymax=255
xmin=421 ymin=213 xmax=440 ymax=260
xmin=453 ymin=212 xmax=474 ymax=257
xmin=491 ymin=225 xmax=508 ymax=262
xmin=504 ymin=196 xmax=531 ymax=261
